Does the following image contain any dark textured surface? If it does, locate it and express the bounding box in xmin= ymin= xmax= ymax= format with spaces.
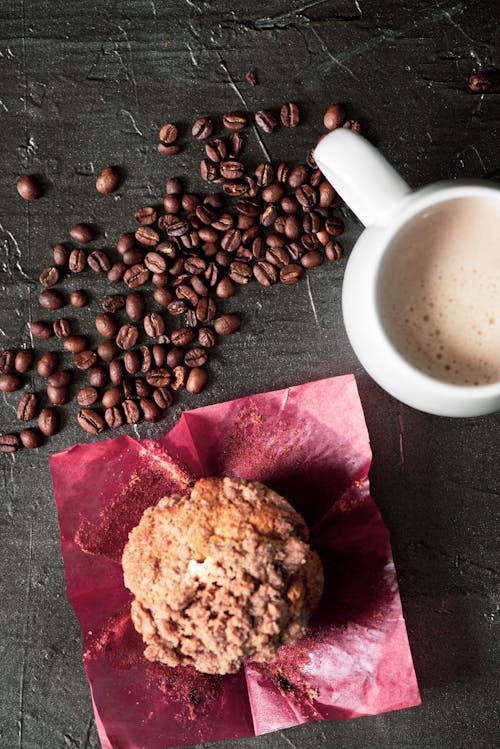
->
xmin=0 ymin=1 xmax=499 ymax=747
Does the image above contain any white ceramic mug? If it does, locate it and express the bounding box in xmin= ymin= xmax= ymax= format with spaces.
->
xmin=314 ymin=129 xmax=500 ymax=417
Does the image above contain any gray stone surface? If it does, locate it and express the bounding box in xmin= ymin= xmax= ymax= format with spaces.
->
xmin=0 ymin=1 xmax=498 ymax=747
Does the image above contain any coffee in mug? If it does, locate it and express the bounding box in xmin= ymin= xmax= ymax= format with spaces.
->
xmin=378 ymin=196 xmax=500 ymax=386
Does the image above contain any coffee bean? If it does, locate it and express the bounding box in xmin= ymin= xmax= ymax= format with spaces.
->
xmin=70 ymin=223 xmax=95 ymax=244
xmin=215 ymin=277 xmax=236 ymax=298
xmin=53 ymin=318 xmax=71 ymax=338
xmin=90 ymin=365 xmax=109 ymax=388
xmin=140 ymin=344 xmax=154 ymax=373
xmin=15 ymin=349 xmax=34 ymax=373
xmin=64 ymin=335 xmax=89 ymax=354
xmin=194 ymin=297 xmax=215 ymax=323
xmin=186 ymin=367 xmax=208 ymax=394
xmin=301 ymin=233 xmax=319 ymax=251
xmin=102 ymin=385 xmax=124 ymax=409
xmin=163 ymin=347 xmax=182 ymax=368
xmin=47 ymin=384 xmax=70 ymax=405
xmin=323 ymin=103 xmax=346 ymax=130
xmin=255 ymin=110 xmax=278 ymax=133
xmin=164 ymin=177 xmax=182 ymax=196
xmin=95 ymin=312 xmax=118 ymax=339
xmin=144 ymin=252 xmax=167 ymax=273
xmin=171 ymin=365 xmax=188 ymax=390
xmin=124 ymin=248 xmax=146 ymax=267
xmin=192 ymin=117 xmax=214 ymax=139
xmin=171 ymin=327 xmax=195 ymax=347
xmin=222 ymin=179 xmax=247 ymax=196
xmin=260 ymin=205 xmax=277 ymax=227
xmin=143 ymin=312 xmax=165 ymax=338
xmin=125 ymin=291 xmax=145 ymax=321
xmin=175 ymin=285 xmax=198 ymax=306
xmin=38 ymin=407 xmax=60 ymax=436
xmin=149 ymin=344 xmax=165 ymax=368
xmin=325 ymin=240 xmax=343 ymax=261
xmin=301 ymin=250 xmax=324 ymax=268
xmin=222 ymin=111 xmax=246 ymax=130
xmin=77 ymin=387 xmax=99 ymax=406
xmin=229 ymin=260 xmax=252 ymax=285
xmin=280 ymin=102 xmax=300 ymax=127
xmin=17 ymin=175 xmax=41 ymax=201
xmin=318 ymin=180 xmax=336 ymax=208
xmin=253 ymin=260 xmax=278 ymax=286
xmin=263 ymin=183 xmax=286 ymax=203
xmin=205 ymin=138 xmax=227 ymax=162
xmin=146 ymin=367 xmax=172 ymax=387
xmin=220 ymin=160 xmax=245 ymax=179
xmin=193 ymin=327 xmax=214 ymax=349
xmin=220 ymin=228 xmax=241 ymax=253
xmin=316 ymin=230 xmax=329 ymax=246
xmin=254 ymin=163 xmax=273 ymax=188
xmin=51 ymin=244 xmax=68 ymax=267
xmin=280 ymin=263 xmax=304 ymax=284
xmin=70 ymin=289 xmax=88 ymax=307
xmin=17 ymin=393 xmax=38 ymax=421
xmin=184 ymin=347 xmax=207 ymax=367
xmin=97 ymin=339 xmax=119 ymax=362
xmin=152 ymin=387 xmax=172 ymax=409
xmin=200 ymin=159 xmax=218 ymax=182
xmin=101 ymin=294 xmax=125 ymax=314
xmin=265 ymin=246 xmax=291 ymax=268
xmin=295 ymin=184 xmax=317 ymax=211
xmin=166 ymin=216 xmax=190 ymax=239
xmin=74 ymin=350 xmax=98 ymax=370
xmin=135 ymin=226 xmax=159 ymax=247
xmin=96 ymin=166 xmax=121 ymax=194
xmin=158 ymin=143 xmax=181 ymax=156
xmin=88 ymin=249 xmax=111 ymax=274
xmin=28 ymin=321 xmax=52 ymax=340
xmin=214 ymin=313 xmax=241 ymax=336
xmin=105 ymin=406 xmax=124 ymax=428
xmin=78 ymin=408 xmax=106 ymax=435
xmin=302 ymin=211 xmax=321 ymax=234
xmin=47 ymin=370 xmax=72 ymax=387
xmin=39 ymin=289 xmax=65 ymax=310
xmin=267 ymin=233 xmax=287 ymax=250
xmin=167 ymin=299 xmax=188 ymax=316
xmin=135 ymin=206 xmax=157 ymax=225
xmin=124 ymin=350 xmax=140 ymax=375
xmin=139 ymin=397 xmax=162 ymax=422
xmin=158 ymin=123 xmax=178 ymax=145
xmin=124 ymin=264 xmax=150 ymax=288
xmin=20 ymin=428 xmax=43 ymax=449
xmin=123 ymin=399 xmax=141 ymax=424
xmin=0 ymin=433 xmax=22 ymax=452
xmin=152 ymin=288 xmax=173 ymax=308
xmin=287 ymin=166 xmax=308 ymax=190
xmin=325 ymin=216 xmax=344 ymax=236
xmin=116 ymin=324 xmax=139 ymax=351
xmin=37 ymin=352 xmax=58 ymax=377
xmin=134 ymin=378 xmax=151 ymax=399
xmin=69 ymin=248 xmax=87 ymax=273
xmin=39 ymin=266 xmax=60 ymax=288
xmin=108 ymin=262 xmax=127 ymax=284
xmin=0 ymin=349 xmax=15 ymax=374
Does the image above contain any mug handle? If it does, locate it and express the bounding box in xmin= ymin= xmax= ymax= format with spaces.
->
xmin=314 ymin=130 xmax=411 ymax=227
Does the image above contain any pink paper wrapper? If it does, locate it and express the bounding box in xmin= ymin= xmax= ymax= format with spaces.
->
xmin=50 ymin=375 xmax=420 ymax=749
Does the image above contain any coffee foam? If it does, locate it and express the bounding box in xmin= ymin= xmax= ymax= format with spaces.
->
xmin=378 ymin=196 xmax=500 ymax=386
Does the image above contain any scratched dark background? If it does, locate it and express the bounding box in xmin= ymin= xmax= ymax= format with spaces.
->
xmin=0 ymin=0 xmax=499 ymax=747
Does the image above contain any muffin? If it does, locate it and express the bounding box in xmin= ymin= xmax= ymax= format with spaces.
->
xmin=122 ymin=476 xmax=324 ymax=675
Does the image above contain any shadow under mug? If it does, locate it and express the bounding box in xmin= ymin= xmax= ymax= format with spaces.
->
xmin=314 ymin=129 xmax=500 ymax=417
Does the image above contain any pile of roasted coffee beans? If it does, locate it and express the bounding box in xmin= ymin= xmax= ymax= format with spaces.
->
xmin=1 ymin=101 xmax=357 ymax=452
